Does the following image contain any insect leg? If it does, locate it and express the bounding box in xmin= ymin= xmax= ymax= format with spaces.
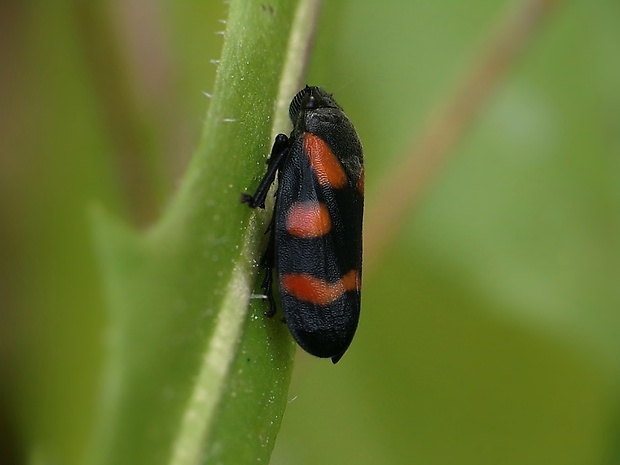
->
xmin=240 ymin=134 xmax=289 ymax=209
xmin=259 ymin=213 xmax=277 ymax=317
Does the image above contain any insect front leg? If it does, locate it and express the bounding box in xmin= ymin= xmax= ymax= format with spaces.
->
xmin=240 ymin=133 xmax=289 ymax=209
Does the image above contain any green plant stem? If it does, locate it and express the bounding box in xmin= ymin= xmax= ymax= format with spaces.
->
xmin=87 ymin=1 xmax=322 ymax=464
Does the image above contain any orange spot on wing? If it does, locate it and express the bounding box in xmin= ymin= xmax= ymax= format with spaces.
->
xmin=281 ymin=270 xmax=360 ymax=306
xmin=357 ymin=169 xmax=365 ymax=195
xmin=286 ymin=201 xmax=332 ymax=238
xmin=303 ymin=133 xmax=348 ymax=188
xmin=341 ymin=269 xmax=360 ymax=292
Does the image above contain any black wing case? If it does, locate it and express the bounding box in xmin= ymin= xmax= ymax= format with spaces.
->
xmin=274 ymin=132 xmax=364 ymax=362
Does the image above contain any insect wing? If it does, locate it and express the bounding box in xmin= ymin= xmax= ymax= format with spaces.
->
xmin=275 ymin=132 xmax=363 ymax=361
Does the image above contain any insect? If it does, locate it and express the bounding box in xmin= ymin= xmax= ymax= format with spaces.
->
xmin=242 ymin=85 xmax=364 ymax=363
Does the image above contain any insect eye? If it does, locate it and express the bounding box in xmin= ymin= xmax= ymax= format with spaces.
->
xmin=303 ymin=92 xmax=318 ymax=110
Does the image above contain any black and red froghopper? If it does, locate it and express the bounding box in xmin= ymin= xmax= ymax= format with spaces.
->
xmin=242 ymin=86 xmax=364 ymax=363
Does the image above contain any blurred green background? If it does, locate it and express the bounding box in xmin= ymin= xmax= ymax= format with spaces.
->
xmin=1 ymin=1 xmax=619 ymax=464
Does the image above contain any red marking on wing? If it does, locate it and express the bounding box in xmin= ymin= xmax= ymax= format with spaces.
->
xmin=357 ymin=169 xmax=365 ymax=195
xmin=281 ymin=270 xmax=360 ymax=306
xmin=303 ymin=133 xmax=348 ymax=189
xmin=341 ymin=269 xmax=360 ymax=292
xmin=286 ymin=201 xmax=332 ymax=238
